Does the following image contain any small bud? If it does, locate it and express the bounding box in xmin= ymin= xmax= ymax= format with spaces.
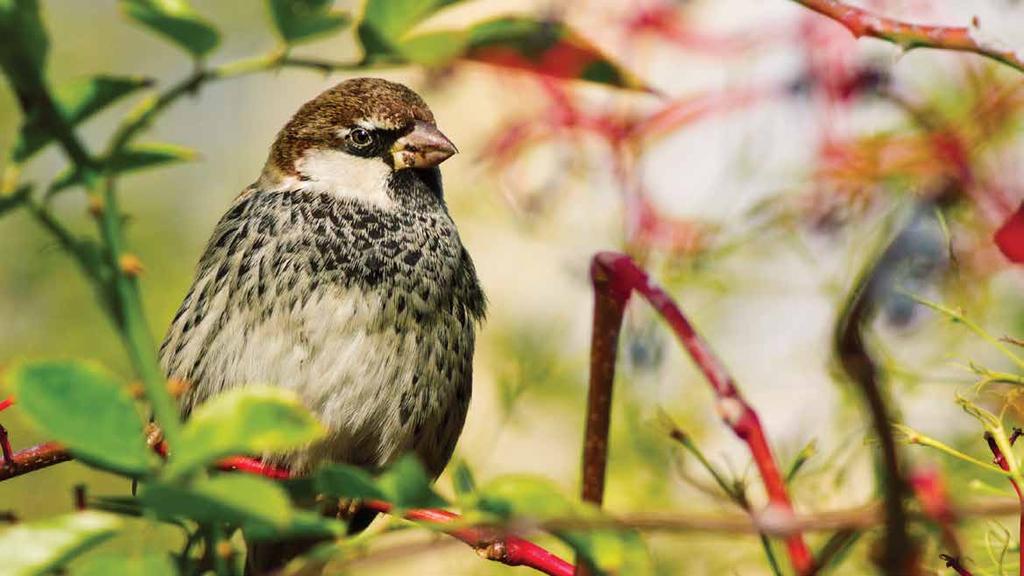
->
xmin=119 ymin=254 xmax=144 ymax=277
xmin=127 ymin=381 xmax=145 ymax=399
xmin=756 ymin=503 xmax=795 ymax=537
xmin=87 ymin=196 xmax=104 ymax=218
xmin=216 ymin=541 xmax=234 ymax=559
xmin=166 ymin=378 xmax=190 ymax=398
xmin=144 ymin=422 xmax=164 ymax=449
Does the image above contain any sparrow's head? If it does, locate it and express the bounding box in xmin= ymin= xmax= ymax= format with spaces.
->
xmin=262 ymin=78 xmax=456 ymax=206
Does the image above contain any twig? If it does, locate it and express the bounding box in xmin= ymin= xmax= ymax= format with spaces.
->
xmin=587 ymin=252 xmax=812 ymax=573
xmin=985 ymin=432 xmax=1024 ymax=576
xmin=940 ymin=554 xmax=975 ymax=576
xmin=834 ymin=233 xmax=916 ymax=574
xmin=789 ymin=0 xmax=1024 ymax=74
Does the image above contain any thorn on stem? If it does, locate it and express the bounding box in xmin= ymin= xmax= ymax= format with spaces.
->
xmin=73 ymin=484 xmax=86 ymax=511
xmin=1011 ymin=428 xmax=1023 ymax=446
xmin=0 ymin=424 xmax=13 ymax=466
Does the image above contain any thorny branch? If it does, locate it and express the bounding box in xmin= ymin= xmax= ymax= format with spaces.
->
xmin=790 ymin=0 xmax=1024 ymax=74
xmin=584 ymin=251 xmax=812 ymax=573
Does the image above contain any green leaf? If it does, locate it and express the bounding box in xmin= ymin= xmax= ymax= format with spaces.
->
xmin=167 ymin=386 xmax=324 ymax=477
xmin=357 ymin=0 xmax=465 ymax=62
xmin=474 ymin=476 xmax=653 ymax=575
xmin=243 ymin=509 xmax=347 ymax=542
xmin=450 ymin=459 xmax=476 ymax=498
xmin=142 ymin=474 xmax=293 ymax=529
xmin=77 ymin=553 xmax=176 ymax=576
xmin=15 ymin=75 xmax=152 ymax=162
xmin=463 ymin=17 xmax=648 ymax=91
xmin=395 ymin=30 xmax=466 ymax=66
xmin=49 ymin=142 xmax=197 ymax=194
xmin=316 ymin=464 xmax=386 ymax=501
xmin=376 ymin=454 xmax=446 ymax=509
xmin=120 ymin=0 xmax=220 ymax=57
xmin=6 ymin=360 xmax=155 ymax=476
xmin=0 ymin=512 xmax=121 ymax=576
xmin=0 ymin=0 xmax=49 ymax=94
xmin=267 ymin=0 xmax=350 ymax=45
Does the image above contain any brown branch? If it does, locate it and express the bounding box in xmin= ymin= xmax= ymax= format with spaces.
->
xmin=587 ymin=252 xmax=812 ymax=573
xmin=940 ymin=554 xmax=975 ymax=576
xmin=790 ymin=0 xmax=1024 ymax=74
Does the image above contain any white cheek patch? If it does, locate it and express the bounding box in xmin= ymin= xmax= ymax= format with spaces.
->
xmin=295 ymin=149 xmax=395 ymax=209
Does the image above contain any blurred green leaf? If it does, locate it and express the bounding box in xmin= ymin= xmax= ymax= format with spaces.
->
xmin=120 ymin=0 xmax=219 ymax=57
xmin=357 ymin=0 xmax=464 ymax=62
xmin=15 ymin=75 xmax=152 ymax=162
xmin=395 ymin=30 xmax=466 ymax=66
xmin=77 ymin=553 xmax=176 ymax=576
xmin=316 ymin=463 xmax=386 ymax=501
xmin=376 ymin=454 xmax=446 ymax=509
xmin=142 ymin=474 xmax=292 ymax=528
xmin=243 ymin=509 xmax=347 ymax=542
xmin=0 ymin=0 xmax=48 ymax=95
xmin=0 ymin=511 xmax=121 ymax=576
xmin=450 ymin=459 xmax=476 ymax=498
xmin=463 ymin=17 xmax=647 ymax=91
xmin=6 ymin=360 xmax=155 ymax=476
xmin=168 ymin=386 xmax=324 ymax=477
xmin=267 ymin=0 xmax=350 ymax=45
xmin=49 ymin=142 xmax=197 ymax=194
xmin=475 ymin=476 xmax=653 ymax=575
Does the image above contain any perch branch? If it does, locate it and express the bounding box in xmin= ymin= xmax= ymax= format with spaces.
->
xmin=789 ymin=0 xmax=1024 ymax=74
xmin=586 ymin=252 xmax=812 ymax=573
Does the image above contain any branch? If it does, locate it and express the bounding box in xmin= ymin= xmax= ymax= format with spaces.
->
xmin=834 ymin=251 xmax=916 ymax=573
xmin=586 ymin=252 xmax=812 ymax=573
xmin=789 ymin=0 xmax=1024 ymax=74
xmin=0 ymin=441 xmax=574 ymax=576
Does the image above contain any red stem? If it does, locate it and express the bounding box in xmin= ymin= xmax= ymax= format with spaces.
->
xmin=0 ymin=439 xmax=574 ymax=576
xmin=790 ymin=0 xmax=1024 ymax=74
xmin=588 ymin=252 xmax=812 ymax=573
xmin=985 ymin=433 xmax=1023 ymax=576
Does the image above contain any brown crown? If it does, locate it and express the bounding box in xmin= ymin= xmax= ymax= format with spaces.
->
xmin=267 ymin=78 xmax=435 ymax=175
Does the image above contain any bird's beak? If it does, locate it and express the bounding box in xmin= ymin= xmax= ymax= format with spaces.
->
xmin=390 ymin=121 xmax=457 ymax=170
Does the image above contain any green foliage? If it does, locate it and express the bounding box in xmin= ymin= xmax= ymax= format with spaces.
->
xmin=6 ymin=360 xmax=156 ymax=476
xmin=0 ymin=512 xmax=121 ymax=576
xmin=15 ymin=75 xmax=152 ymax=161
xmin=142 ymin=475 xmax=294 ymax=529
xmin=167 ymin=386 xmax=325 ymax=478
xmin=356 ymin=0 xmax=644 ymax=90
xmin=0 ymin=184 xmax=30 ymax=218
xmin=376 ymin=454 xmax=447 ymax=508
xmin=77 ymin=553 xmax=177 ymax=576
xmin=50 ymin=142 xmax=197 ymax=194
xmin=471 ymin=476 xmax=653 ymax=575
xmin=120 ymin=0 xmax=219 ymax=57
xmin=267 ymin=0 xmax=350 ymax=45
xmin=316 ymin=464 xmax=387 ymax=501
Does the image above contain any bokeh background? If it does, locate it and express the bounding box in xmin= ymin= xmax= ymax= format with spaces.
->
xmin=2 ymin=0 xmax=1024 ymax=574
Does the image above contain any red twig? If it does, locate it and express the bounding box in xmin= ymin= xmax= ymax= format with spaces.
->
xmin=587 ymin=252 xmax=812 ymax=573
xmin=0 ymin=438 xmax=574 ymax=576
xmin=790 ymin=0 xmax=1024 ymax=74
xmin=985 ymin=432 xmax=1023 ymax=576
xmin=0 ymin=396 xmax=14 ymax=412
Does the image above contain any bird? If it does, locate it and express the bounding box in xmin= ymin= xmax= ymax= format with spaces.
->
xmin=157 ymin=77 xmax=486 ymax=573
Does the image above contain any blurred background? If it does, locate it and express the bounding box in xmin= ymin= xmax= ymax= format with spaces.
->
xmin=2 ymin=0 xmax=1024 ymax=574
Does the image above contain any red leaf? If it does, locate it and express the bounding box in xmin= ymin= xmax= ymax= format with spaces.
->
xmin=995 ymin=203 xmax=1024 ymax=263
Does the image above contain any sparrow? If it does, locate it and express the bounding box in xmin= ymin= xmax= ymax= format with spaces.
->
xmin=158 ymin=78 xmax=486 ymax=571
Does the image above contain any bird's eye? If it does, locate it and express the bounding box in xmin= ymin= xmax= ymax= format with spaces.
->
xmin=348 ymin=127 xmax=373 ymax=148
